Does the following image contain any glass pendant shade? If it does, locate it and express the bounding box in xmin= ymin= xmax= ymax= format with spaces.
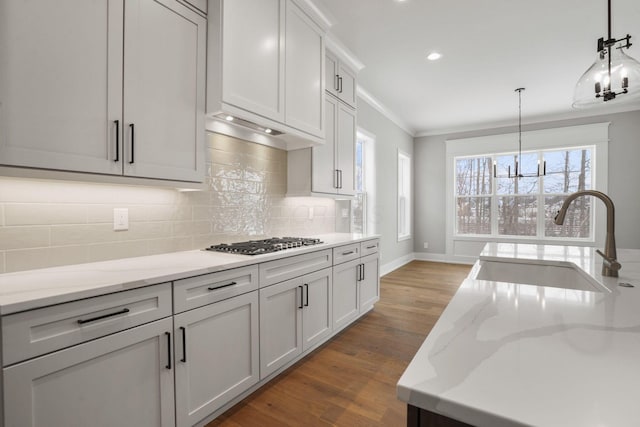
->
xmin=573 ymin=46 xmax=640 ymax=108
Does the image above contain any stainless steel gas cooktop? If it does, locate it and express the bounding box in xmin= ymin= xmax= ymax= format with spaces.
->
xmin=205 ymin=237 xmax=323 ymax=256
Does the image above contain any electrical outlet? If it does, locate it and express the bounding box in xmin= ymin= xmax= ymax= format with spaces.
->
xmin=308 ymin=207 xmax=314 ymax=220
xmin=113 ymin=208 xmax=129 ymax=231
xmin=423 ymin=242 xmax=429 ymax=249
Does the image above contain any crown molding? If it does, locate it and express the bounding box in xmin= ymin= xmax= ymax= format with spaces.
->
xmin=325 ymin=34 xmax=365 ymax=72
xmin=356 ymin=86 xmax=415 ymax=136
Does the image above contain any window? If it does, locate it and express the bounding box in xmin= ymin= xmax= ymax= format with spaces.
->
xmin=398 ymin=151 xmax=411 ymax=240
xmin=455 ymin=147 xmax=593 ymax=239
xmin=352 ymin=130 xmax=375 ymax=234
xmin=445 ymin=123 xmax=609 ymax=258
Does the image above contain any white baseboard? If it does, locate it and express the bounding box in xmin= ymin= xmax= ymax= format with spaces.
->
xmin=380 ymin=253 xmax=415 ymax=277
xmin=414 ymin=252 xmax=476 ymax=265
xmin=380 ymin=252 xmax=477 ymax=277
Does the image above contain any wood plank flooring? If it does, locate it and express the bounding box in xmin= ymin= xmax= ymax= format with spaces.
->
xmin=206 ymin=261 xmax=471 ymax=427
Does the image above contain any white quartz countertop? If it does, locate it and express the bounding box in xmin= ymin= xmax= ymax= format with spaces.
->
xmin=0 ymin=233 xmax=379 ymax=315
xmin=397 ymin=243 xmax=640 ymax=427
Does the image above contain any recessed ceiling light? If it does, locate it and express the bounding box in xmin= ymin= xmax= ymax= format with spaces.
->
xmin=225 ymin=115 xmax=234 ymax=121
xmin=427 ymin=52 xmax=442 ymax=61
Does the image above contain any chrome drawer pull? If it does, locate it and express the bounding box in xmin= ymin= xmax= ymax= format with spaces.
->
xmin=77 ymin=308 xmax=130 ymax=325
xmin=342 ymin=250 xmax=355 ymax=255
xmin=208 ymin=281 xmax=237 ymax=291
xmin=366 ymin=245 xmax=377 ymax=249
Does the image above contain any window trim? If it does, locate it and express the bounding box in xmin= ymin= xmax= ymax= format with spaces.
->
xmin=398 ymin=150 xmax=412 ymax=241
xmin=445 ymin=123 xmax=609 ymax=258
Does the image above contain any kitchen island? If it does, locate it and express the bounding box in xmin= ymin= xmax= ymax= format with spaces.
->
xmin=397 ymin=243 xmax=640 ymax=427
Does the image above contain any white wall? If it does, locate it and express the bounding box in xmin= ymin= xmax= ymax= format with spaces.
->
xmin=356 ymin=97 xmax=414 ymax=268
xmin=414 ymin=110 xmax=640 ymax=259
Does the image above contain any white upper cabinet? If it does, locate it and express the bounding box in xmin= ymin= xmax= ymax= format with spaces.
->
xmin=0 ymin=0 xmax=206 ymax=183
xmin=284 ymin=1 xmax=325 ymax=137
xmin=123 ymin=0 xmax=206 ymax=182
xmin=325 ymin=49 xmax=357 ymax=108
xmin=208 ymin=0 xmax=328 ymax=147
xmin=0 ymin=0 xmax=123 ymax=176
xmin=220 ymin=0 xmax=285 ymax=122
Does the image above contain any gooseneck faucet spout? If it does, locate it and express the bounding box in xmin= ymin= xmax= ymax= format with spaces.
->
xmin=554 ymin=190 xmax=620 ymax=277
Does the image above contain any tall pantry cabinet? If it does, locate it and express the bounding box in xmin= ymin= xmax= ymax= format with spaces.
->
xmin=0 ymin=0 xmax=206 ymax=182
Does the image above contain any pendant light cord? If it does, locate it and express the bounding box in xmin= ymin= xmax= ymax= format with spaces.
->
xmin=516 ymin=88 xmax=524 ymax=175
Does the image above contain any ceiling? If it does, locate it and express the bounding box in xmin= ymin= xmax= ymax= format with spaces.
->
xmin=316 ymin=0 xmax=640 ymax=135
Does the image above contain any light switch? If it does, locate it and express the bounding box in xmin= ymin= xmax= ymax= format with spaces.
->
xmin=113 ymin=208 xmax=129 ymax=231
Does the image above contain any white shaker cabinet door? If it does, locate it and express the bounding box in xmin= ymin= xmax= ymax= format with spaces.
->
xmin=259 ymin=277 xmax=303 ymax=379
xmin=302 ymin=268 xmax=333 ymax=351
xmin=284 ymin=0 xmax=324 ymax=138
xmin=332 ymin=258 xmax=360 ymax=332
xmin=174 ymin=291 xmax=259 ymax=427
xmin=3 ymin=317 xmax=175 ymax=427
xmin=123 ymin=0 xmax=205 ymax=182
xmin=0 ymin=0 xmax=123 ymax=175
xmin=311 ymin=96 xmax=338 ymax=194
xmin=359 ymin=254 xmax=380 ymax=313
xmin=336 ymin=102 xmax=356 ymax=196
xmin=221 ymin=0 xmax=285 ymax=122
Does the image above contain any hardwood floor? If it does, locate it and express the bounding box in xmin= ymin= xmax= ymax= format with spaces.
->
xmin=206 ymin=261 xmax=471 ymax=427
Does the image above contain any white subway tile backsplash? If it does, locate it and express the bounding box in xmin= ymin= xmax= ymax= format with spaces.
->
xmin=0 ymin=226 xmax=50 ymax=250
xmin=0 ymin=133 xmax=336 ymax=272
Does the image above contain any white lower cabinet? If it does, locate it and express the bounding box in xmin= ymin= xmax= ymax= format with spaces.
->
xmin=3 ymin=317 xmax=175 ymax=427
xmin=332 ymin=258 xmax=360 ymax=331
xmin=259 ymin=267 xmax=332 ymax=379
xmin=174 ymin=291 xmax=259 ymax=427
xmin=359 ymin=253 xmax=380 ymax=313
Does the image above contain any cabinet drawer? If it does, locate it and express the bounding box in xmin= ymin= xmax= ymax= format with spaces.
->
xmin=173 ymin=265 xmax=259 ymax=313
xmin=260 ymin=249 xmax=332 ymax=287
xmin=333 ymin=243 xmax=360 ymax=265
xmin=360 ymin=239 xmax=379 ymax=257
xmin=2 ymin=283 xmax=172 ymax=366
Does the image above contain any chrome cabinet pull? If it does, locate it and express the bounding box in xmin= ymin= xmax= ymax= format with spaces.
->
xmin=298 ymin=285 xmax=304 ymax=309
xmin=304 ymin=284 xmax=309 ymax=307
xmin=77 ymin=308 xmax=130 ymax=325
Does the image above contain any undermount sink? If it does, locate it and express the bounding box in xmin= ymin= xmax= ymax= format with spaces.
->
xmin=474 ymin=260 xmax=606 ymax=292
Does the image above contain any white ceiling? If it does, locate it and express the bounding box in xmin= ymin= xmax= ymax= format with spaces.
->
xmin=316 ymin=0 xmax=640 ymax=135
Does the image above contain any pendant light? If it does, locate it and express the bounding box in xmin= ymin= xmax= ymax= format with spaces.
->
xmin=573 ymin=0 xmax=640 ymax=108
xmin=493 ymin=88 xmax=546 ymax=179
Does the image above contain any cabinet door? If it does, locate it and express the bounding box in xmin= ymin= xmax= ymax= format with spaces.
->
xmin=311 ymin=97 xmax=338 ymax=194
xmin=221 ymin=0 xmax=284 ymax=121
xmin=359 ymin=254 xmax=380 ymax=313
xmin=337 ymin=63 xmax=357 ymax=108
xmin=0 ymin=0 xmax=123 ymax=175
xmin=285 ymin=0 xmax=324 ymax=137
xmin=325 ymin=50 xmax=339 ymax=98
xmin=337 ymin=103 xmax=356 ymax=196
xmin=174 ymin=291 xmax=259 ymax=427
xmin=302 ymin=268 xmax=333 ymax=351
xmin=259 ymin=277 xmax=303 ymax=379
xmin=3 ymin=318 xmax=175 ymax=427
xmin=332 ymin=258 xmax=360 ymax=331
xmin=123 ymin=0 xmax=205 ymax=182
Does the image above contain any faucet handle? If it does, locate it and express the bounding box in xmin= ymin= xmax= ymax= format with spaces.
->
xmin=596 ymin=249 xmax=622 ymax=271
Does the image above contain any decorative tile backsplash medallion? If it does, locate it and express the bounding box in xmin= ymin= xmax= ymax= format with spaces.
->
xmin=0 ymin=133 xmax=336 ymax=273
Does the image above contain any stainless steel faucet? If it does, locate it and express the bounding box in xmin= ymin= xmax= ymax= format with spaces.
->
xmin=554 ymin=190 xmax=621 ymax=277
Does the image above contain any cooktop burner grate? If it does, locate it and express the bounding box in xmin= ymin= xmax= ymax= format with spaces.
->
xmin=205 ymin=237 xmax=323 ymax=255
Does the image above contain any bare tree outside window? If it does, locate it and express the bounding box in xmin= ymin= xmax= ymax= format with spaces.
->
xmin=454 ymin=147 xmax=593 ymax=240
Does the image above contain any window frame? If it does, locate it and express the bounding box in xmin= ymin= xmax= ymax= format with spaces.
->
xmin=398 ymin=150 xmax=412 ymax=241
xmin=445 ymin=123 xmax=609 ymax=258
xmin=454 ymin=146 xmax=595 ymax=240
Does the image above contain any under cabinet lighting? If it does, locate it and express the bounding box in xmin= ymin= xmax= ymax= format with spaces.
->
xmin=225 ymin=115 xmax=234 ymax=121
xmin=265 ymin=128 xmax=272 ymax=134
